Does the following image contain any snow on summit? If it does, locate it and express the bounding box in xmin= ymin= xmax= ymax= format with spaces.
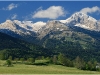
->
xmin=0 ymin=20 xmax=46 ymax=33
xmin=59 ymin=12 xmax=99 ymax=31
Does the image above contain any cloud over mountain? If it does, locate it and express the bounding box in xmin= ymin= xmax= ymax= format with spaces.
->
xmin=80 ymin=6 xmax=100 ymax=14
xmin=33 ymin=6 xmax=66 ymax=19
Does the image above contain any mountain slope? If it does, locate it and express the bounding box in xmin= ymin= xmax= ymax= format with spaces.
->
xmin=0 ymin=32 xmax=51 ymax=60
xmin=37 ymin=20 xmax=100 ymax=61
xmin=37 ymin=20 xmax=95 ymax=49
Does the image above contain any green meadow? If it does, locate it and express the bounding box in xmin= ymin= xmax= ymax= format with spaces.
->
xmin=0 ymin=60 xmax=100 ymax=74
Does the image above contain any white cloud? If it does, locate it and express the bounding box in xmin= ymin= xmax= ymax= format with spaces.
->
xmin=33 ymin=6 xmax=67 ymax=19
xmin=80 ymin=6 xmax=100 ymax=14
xmin=11 ymin=14 xmax=17 ymax=19
xmin=2 ymin=3 xmax=18 ymax=10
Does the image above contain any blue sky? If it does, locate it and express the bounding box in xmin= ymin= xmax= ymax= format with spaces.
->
xmin=0 ymin=1 xmax=100 ymax=23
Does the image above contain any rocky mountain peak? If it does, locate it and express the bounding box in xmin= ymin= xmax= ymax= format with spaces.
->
xmin=60 ymin=12 xmax=99 ymax=31
xmin=70 ymin=12 xmax=97 ymax=22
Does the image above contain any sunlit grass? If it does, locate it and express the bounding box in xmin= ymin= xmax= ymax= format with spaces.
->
xmin=0 ymin=60 xmax=100 ymax=74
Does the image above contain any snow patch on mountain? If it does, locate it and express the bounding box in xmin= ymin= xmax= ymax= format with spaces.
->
xmin=75 ymin=24 xmax=90 ymax=29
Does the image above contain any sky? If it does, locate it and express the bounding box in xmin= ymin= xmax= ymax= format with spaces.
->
xmin=0 ymin=1 xmax=100 ymax=23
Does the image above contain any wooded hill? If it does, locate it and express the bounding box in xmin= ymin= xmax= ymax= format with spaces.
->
xmin=0 ymin=32 xmax=52 ymax=60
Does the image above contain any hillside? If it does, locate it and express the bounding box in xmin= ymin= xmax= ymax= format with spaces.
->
xmin=36 ymin=20 xmax=100 ymax=61
xmin=0 ymin=32 xmax=51 ymax=60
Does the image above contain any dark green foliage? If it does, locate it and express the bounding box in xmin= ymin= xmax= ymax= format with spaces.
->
xmin=14 ymin=58 xmax=19 ymax=63
xmin=64 ymin=58 xmax=73 ymax=67
xmin=27 ymin=58 xmax=35 ymax=64
xmin=52 ymin=55 xmax=58 ymax=64
xmin=74 ymin=56 xmax=85 ymax=69
xmin=74 ymin=56 xmax=100 ymax=71
xmin=86 ymin=61 xmax=96 ymax=71
xmin=58 ymin=53 xmax=73 ymax=67
xmin=0 ymin=50 xmax=8 ymax=60
xmin=9 ymin=56 xmax=12 ymax=60
xmin=20 ymin=58 xmax=25 ymax=63
xmin=81 ymin=61 xmax=97 ymax=71
xmin=6 ymin=59 xmax=12 ymax=67
xmin=33 ymin=63 xmax=48 ymax=66
xmin=58 ymin=53 xmax=65 ymax=64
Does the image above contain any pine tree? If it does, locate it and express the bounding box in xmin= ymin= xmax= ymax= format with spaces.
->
xmin=27 ymin=58 xmax=35 ymax=64
xmin=6 ymin=59 xmax=12 ymax=67
xmin=53 ymin=55 xmax=57 ymax=64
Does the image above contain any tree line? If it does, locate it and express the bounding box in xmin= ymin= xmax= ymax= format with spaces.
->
xmin=51 ymin=53 xmax=100 ymax=71
xmin=1 ymin=53 xmax=100 ymax=71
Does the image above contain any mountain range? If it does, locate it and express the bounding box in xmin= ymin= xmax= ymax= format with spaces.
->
xmin=0 ymin=12 xmax=100 ymax=61
xmin=0 ymin=12 xmax=100 ymax=39
xmin=0 ymin=12 xmax=100 ymax=38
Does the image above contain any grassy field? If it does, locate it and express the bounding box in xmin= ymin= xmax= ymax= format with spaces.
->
xmin=0 ymin=60 xmax=100 ymax=74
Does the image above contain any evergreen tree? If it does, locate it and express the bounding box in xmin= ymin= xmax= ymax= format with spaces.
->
xmin=0 ymin=51 xmax=8 ymax=60
xmin=27 ymin=58 xmax=35 ymax=64
xmin=58 ymin=53 xmax=73 ymax=67
xmin=74 ymin=56 xmax=84 ymax=69
xmin=53 ymin=55 xmax=57 ymax=64
xmin=6 ymin=59 xmax=12 ymax=67
xmin=58 ymin=53 xmax=65 ymax=64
